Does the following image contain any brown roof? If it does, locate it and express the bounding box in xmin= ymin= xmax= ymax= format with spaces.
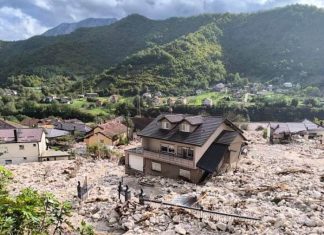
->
xmin=0 ymin=128 xmax=44 ymax=143
xmin=21 ymin=118 xmax=40 ymax=127
xmin=98 ymin=121 xmax=127 ymax=137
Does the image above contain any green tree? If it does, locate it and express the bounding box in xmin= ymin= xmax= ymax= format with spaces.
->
xmin=291 ymin=98 xmax=299 ymax=107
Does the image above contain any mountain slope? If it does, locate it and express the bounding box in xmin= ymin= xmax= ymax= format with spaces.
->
xmin=42 ymin=18 xmax=118 ymax=36
xmin=220 ymin=5 xmax=324 ymax=87
xmin=0 ymin=14 xmax=219 ymax=81
xmin=0 ymin=5 xmax=324 ymax=91
xmin=96 ymin=23 xmax=226 ymax=95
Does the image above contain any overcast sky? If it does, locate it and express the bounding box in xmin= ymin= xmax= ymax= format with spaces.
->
xmin=0 ymin=0 xmax=323 ymax=41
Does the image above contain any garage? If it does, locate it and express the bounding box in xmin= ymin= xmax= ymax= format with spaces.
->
xmin=128 ymin=154 xmax=144 ymax=172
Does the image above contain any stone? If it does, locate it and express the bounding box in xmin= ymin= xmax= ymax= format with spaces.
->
xmin=173 ymin=215 xmax=181 ymax=223
xmin=123 ymin=220 xmax=135 ymax=230
xmin=207 ymin=221 xmax=217 ymax=230
xmin=108 ymin=217 xmax=117 ymax=224
xmin=304 ymin=218 xmax=317 ymax=227
xmin=216 ymin=222 xmax=227 ymax=231
xmin=175 ymin=225 xmax=186 ymax=235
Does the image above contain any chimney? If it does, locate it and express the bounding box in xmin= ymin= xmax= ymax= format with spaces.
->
xmin=13 ymin=129 xmax=18 ymax=142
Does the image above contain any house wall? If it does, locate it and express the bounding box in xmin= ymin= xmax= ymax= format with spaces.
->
xmin=142 ymin=137 xmax=196 ymax=162
xmin=0 ymin=142 xmax=40 ymax=165
xmin=143 ymin=158 xmax=204 ymax=183
xmin=38 ymin=133 xmax=47 ymax=156
xmin=84 ymin=133 xmax=113 ymax=146
xmin=228 ymin=135 xmax=244 ymax=166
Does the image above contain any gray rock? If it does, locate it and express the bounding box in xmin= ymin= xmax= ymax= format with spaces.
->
xmin=175 ymin=225 xmax=186 ymax=235
xmin=123 ymin=220 xmax=135 ymax=230
xmin=173 ymin=215 xmax=181 ymax=223
xmin=216 ymin=222 xmax=227 ymax=231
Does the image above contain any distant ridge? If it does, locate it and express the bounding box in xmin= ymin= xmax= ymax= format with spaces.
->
xmin=42 ymin=17 xmax=118 ymax=36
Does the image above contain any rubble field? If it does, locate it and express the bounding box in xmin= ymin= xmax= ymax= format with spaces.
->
xmin=5 ymin=130 xmax=324 ymax=235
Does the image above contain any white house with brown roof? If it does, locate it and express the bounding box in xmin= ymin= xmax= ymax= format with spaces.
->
xmin=0 ymin=128 xmax=71 ymax=165
xmin=125 ymin=114 xmax=247 ymax=183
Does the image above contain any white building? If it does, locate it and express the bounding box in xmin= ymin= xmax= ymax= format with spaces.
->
xmin=283 ymin=82 xmax=293 ymax=88
xmin=202 ymin=98 xmax=213 ymax=107
xmin=0 ymin=128 xmax=71 ymax=165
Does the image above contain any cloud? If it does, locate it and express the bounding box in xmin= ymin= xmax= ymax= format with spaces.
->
xmin=0 ymin=6 xmax=48 ymax=41
xmin=0 ymin=0 xmax=323 ymax=40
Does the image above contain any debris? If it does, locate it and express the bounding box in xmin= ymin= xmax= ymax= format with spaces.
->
xmin=277 ymin=168 xmax=312 ymax=175
xmin=175 ymin=225 xmax=186 ymax=235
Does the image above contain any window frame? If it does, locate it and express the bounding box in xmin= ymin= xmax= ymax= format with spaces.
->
xmin=179 ymin=146 xmax=194 ymax=160
xmin=180 ymin=123 xmax=190 ymax=132
xmin=160 ymin=143 xmax=175 ymax=155
xmin=161 ymin=121 xmax=171 ymax=130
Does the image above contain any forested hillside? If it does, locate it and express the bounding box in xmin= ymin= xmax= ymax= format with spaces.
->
xmin=0 ymin=5 xmax=324 ymax=92
xmin=0 ymin=14 xmax=218 ymax=81
xmin=220 ymin=5 xmax=324 ymax=87
xmin=96 ymin=23 xmax=226 ymax=95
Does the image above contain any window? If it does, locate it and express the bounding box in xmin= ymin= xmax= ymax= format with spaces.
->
xmin=180 ymin=123 xmax=190 ymax=132
xmin=152 ymin=162 xmax=161 ymax=172
xmin=161 ymin=121 xmax=171 ymax=129
xmin=5 ymin=160 xmax=12 ymax=165
xmin=23 ymin=157 xmax=27 ymax=160
xmin=33 ymin=144 xmax=36 ymax=147
xmin=160 ymin=144 xmax=175 ymax=155
xmin=180 ymin=147 xmax=194 ymax=159
xmin=179 ymin=169 xmax=190 ymax=179
xmin=100 ymin=139 xmax=104 ymax=144
xmin=19 ymin=145 xmax=24 ymax=150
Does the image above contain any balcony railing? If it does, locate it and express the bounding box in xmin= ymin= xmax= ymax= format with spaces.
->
xmin=126 ymin=147 xmax=195 ymax=169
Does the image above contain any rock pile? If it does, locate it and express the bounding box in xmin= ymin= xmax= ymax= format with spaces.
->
xmin=5 ymin=130 xmax=323 ymax=234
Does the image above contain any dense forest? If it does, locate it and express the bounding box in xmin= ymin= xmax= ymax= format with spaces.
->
xmin=95 ymin=23 xmax=226 ymax=95
xmin=1 ymin=5 xmax=324 ymax=93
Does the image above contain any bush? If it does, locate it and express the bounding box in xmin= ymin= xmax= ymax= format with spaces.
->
xmin=263 ymin=128 xmax=268 ymax=139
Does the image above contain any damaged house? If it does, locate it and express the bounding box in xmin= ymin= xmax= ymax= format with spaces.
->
xmin=267 ymin=119 xmax=324 ymax=144
xmin=125 ymin=114 xmax=247 ymax=183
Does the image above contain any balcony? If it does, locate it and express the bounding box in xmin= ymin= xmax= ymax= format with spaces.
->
xmin=126 ymin=147 xmax=196 ymax=169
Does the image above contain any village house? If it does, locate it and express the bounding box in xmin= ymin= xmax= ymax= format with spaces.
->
xmin=267 ymin=119 xmax=324 ymax=144
xmin=125 ymin=114 xmax=247 ymax=183
xmin=202 ymin=98 xmax=213 ymax=107
xmin=142 ymin=92 xmax=152 ymax=99
xmin=0 ymin=128 xmax=71 ymax=165
xmin=151 ymin=96 xmax=160 ymax=106
xmin=176 ymin=96 xmax=187 ymax=105
xmin=213 ymin=83 xmax=226 ymax=92
xmin=84 ymin=121 xmax=128 ymax=147
xmin=155 ymin=91 xmax=162 ymax=97
xmin=54 ymin=119 xmax=91 ymax=134
xmin=21 ymin=117 xmax=56 ymax=129
xmin=0 ymin=119 xmax=25 ymax=129
xmin=85 ymin=92 xmax=99 ymax=98
xmin=167 ymin=97 xmax=176 ymax=106
xmin=283 ymin=82 xmax=293 ymax=88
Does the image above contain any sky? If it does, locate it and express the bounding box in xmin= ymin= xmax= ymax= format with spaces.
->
xmin=0 ymin=0 xmax=323 ymax=41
